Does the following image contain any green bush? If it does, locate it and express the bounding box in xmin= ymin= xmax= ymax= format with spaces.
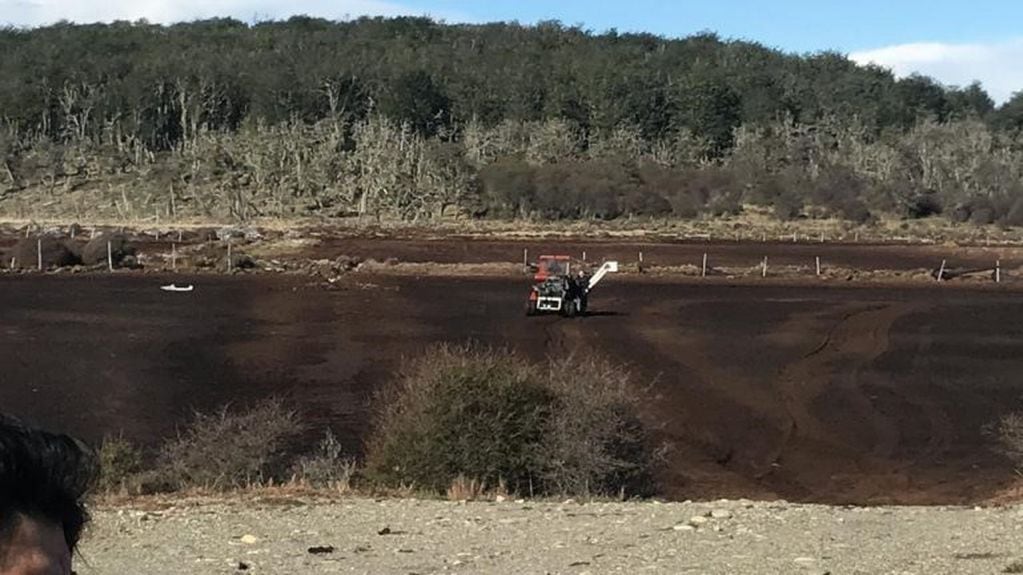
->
xmin=364 ymin=345 xmax=657 ymax=498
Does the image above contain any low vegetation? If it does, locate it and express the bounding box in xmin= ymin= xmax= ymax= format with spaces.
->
xmin=364 ymin=345 xmax=658 ymax=498
xmin=989 ymin=410 xmax=1023 ymax=473
xmin=91 ymin=348 xmax=660 ymax=500
xmin=150 ymin=398 xmax=305 ymax=492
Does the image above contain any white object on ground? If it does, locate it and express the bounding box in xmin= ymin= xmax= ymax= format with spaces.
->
xmin=160 ymin=284 xmax=194 ymax=292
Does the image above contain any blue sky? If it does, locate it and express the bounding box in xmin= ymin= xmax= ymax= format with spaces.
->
xmin=2 ymin=0 xmax=1021 ymax=102
xmin=402 ymin=0 xmax=1023 ymax=54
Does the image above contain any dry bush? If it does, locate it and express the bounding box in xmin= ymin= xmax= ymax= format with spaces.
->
xmin=364 ymin=344 xmax=658 ymax=498
xmin=154 ymin=398 xmax=304 ymax=491
xmin=990 ymin=411 xmax=1023 ymax=472
xmin=541 ymin=355 xmax=657 ymax=498
xmin=292 ymin=429 xmax=357 ymax=491
xmin=365 ymin=345 xmax=554 ymax=494
xmin=95 ymin=433 xmax=144 ymax=494
xmin=446 ymin=475 xmax=486 ymax=501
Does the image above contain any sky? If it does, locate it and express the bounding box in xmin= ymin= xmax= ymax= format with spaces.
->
xmin=2 ymin=0 xmax=1021 ymax=104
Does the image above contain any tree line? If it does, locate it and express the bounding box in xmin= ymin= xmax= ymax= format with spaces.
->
xmin=1 ymin=16 xmax=1022 ymax=223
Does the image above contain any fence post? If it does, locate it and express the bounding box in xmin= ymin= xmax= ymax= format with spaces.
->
xmin=582 ymin=251 xmax=587 ymax=262
xmin=816 ymin=256 xmax=821 ymax=277
xmin=107 ymin=241 xmax=113 ymax=272
xmin=172 ymin=243 xmax=177 ymax=272
xmin=792 ymin=232 xmax=797 ymax=243
xmin=523 ymin=248 xmax=528 ymax=267
xmin=937 ymin=259 xmax=946 ymax=282
xmin=36 ymin=238 xmax=42 ymax=271
xmin=996 ymin=260 xmax=1001 ymax=284
xmin=762 ymin=256 xmax=768 ymax=278
xmin=227 ymin=240 xmax=233 ymax=273
xmin=702 ymin=253 xmax=708 ymax=278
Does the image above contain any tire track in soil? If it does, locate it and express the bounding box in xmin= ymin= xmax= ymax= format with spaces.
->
xmin=767 ymin=301 xmax=928 ymax=493
xmin=588 ymin=294 xmax=791 ymax=501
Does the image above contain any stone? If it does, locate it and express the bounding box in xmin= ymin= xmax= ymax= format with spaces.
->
xmin=711 ymin=509 xmax=733 ymax=519
xmin=240 ymin=534 xmax=259 ymax=545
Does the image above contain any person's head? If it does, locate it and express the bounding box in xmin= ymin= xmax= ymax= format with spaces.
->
xmin=0 ymin=417 xmax=95 ymax=575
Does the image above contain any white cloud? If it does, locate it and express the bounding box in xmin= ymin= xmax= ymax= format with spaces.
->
xmin=851 ymin=38 xmax=1023 ymax=105
xmin=0 ymin=0 xmax=455 ymax=27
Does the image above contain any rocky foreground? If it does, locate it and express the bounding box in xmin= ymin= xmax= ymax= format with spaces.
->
xmin=76 ymin=496 xmax=1023 ymax=574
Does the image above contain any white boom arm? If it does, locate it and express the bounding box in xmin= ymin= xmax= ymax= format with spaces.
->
xmin=587 ymin=261 xmax=619 ymax=291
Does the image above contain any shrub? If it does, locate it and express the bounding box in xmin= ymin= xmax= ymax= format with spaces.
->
xmin=96 ymin=433 xmax=144 ymax=494
xmin=155 ymin=398 xmax=304 ymax=491
xmin=365 ymin=345 xmax=554 ymax=493
xmin=540 ymin=356 xmax=656 ymax=497
xmin=292 ymin=429 xmax=357 ymax=491
xmin=364 ymin=345 xmax=658 ymax=498
xmin=989 ymin=410 xmax=1023 ymax=471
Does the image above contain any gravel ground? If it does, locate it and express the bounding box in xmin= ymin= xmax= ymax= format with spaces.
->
xmin=75 ymin=497 xmax=1023 ymax=574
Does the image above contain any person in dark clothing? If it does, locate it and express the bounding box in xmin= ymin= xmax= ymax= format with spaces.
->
xmin=0 ymin=417 xmax=95 ymax=575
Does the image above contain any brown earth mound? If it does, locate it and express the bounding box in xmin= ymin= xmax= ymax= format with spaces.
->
xmin=3 ymin=235 xmax=81 ymax=269
xmin=82 ymin=234 xmax=136 ymax=267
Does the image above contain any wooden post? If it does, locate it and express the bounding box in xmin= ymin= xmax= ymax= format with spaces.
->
xmin=523 ymin=248 xmax=528 ymax=267
xmin=582 ymin=251 xmax=587 ymax=262
xmin=171 ymin=243 xmax=177 ymax=271
xmin=937 ymin=259 xmax=946 ymax=282
xmin=702 ymin=253 xmax=708 ymax=278
xmin=996 ymin=260 xmax=1001 ymax=284
xmin=227 ymin=240 xmax=233 ymax=272
xmin=820 ymin=232 xmax=825 ymax=243
xmin=761 ymin=232 xmax=767 ymax=242
xmin=815 ymin=256 xmax=821 ymax=277
xmin=107 ymin=241 xmax=113 ymax=272
xmin=854 ymin=231 xmax=860 ymax=243
xmin=36 ymin=238 xmax=42 ymax=271
xmin=792 ymin=232 xmax=797 ymax=243
xmin=762 ymin=256 xmax=768 ymax=278
xmin=178 ymin=230 xmax=183 ymax=242
xmin=9 ymin=257 xmax=15 ymax=269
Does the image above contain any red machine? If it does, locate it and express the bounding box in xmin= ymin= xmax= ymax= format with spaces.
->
xmin=526 ymin=255 xmax=618 ymax=317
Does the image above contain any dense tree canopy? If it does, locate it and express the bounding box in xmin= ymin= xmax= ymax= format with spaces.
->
xmin=0 ymin=17 xmax=1020 ymax=223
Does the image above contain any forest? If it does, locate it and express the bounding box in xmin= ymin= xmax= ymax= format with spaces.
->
xmin=1 ymin=16 xmax=1022 ymax=223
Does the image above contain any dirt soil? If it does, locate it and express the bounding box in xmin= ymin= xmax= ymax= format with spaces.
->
xmin=3 ymin=270 xmax=1023 ymax=506
xmin=76 ymin=496 xmax=1023 ymax=575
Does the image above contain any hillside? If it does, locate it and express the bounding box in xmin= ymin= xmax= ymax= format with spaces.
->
xmin=1 ymin=18 xmax=1022 ymax=224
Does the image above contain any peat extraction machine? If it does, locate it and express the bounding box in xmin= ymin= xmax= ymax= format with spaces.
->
xmin=526 ymin=255 xmax=619 ymax=317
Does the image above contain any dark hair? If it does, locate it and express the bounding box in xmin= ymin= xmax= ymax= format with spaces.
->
xmin=0 ymin=416 xmax=96 ymax=560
